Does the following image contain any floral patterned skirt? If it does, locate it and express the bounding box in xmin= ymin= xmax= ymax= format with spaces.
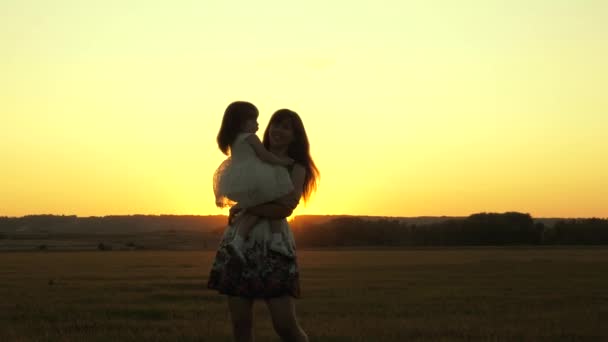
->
xmin=207 ymin=218 xmax=301 ymax=299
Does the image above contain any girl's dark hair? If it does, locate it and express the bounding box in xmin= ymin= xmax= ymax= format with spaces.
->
xmin=262 ymin=109 xmax=320 ymax=202
xmin=217 ymin=101 xmax=259 ymax=155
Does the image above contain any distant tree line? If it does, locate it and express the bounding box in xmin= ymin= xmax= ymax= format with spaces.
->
xmin=0 ymin=215 xmax=226 ymax=235
xmin=545 ymin=218 xmax=608 ymax=245
xmin=1 ymin=213 xmax=607 ymax=246
xmin=292 ymin=212 xmax=608 ymax=247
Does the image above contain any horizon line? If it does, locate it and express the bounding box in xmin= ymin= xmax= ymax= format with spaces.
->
xmin=1 ymin=213 xmax=607 ymax=220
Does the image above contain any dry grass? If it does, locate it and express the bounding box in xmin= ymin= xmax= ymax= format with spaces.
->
xmin=1 ymin=247 xmax=607 ymax=341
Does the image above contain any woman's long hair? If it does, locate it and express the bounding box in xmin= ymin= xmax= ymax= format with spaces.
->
xmin=262 ymin=109 xmax=320 ymax=202
xmin=216 ymin=101 xmax=258 ymax=155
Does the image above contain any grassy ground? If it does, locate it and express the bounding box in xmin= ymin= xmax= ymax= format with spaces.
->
xmin=1 ymin=247 xmax=607 ymax=341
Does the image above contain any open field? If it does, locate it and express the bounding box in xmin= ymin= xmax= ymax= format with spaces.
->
xmin=1 ymin=248 xmax=607 ymax=341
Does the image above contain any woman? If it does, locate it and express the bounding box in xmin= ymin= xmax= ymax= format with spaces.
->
xmin=208 ymin=109 xmax=320 ymax=342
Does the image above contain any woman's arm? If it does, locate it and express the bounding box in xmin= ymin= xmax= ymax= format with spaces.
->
xmin=245 ymin=135 xmax=293 ymax=166
xmin=234 ymin=164 xmax=306 ymax=219
xmin=241 ymin=203 xmax=294 ymax=219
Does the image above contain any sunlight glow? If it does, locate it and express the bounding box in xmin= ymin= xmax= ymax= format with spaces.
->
xmin=1 ymin=0 xmax=607 ymax=217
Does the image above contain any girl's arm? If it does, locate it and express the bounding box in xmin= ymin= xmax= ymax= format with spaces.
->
xmin=245 ymin=134 xmax=293 ymax=166
xmin=236 ymin=164 xmax=306 ymax=219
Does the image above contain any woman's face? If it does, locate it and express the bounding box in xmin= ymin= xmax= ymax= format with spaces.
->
xmin=268 ymin=118 xmax=295 ymax=148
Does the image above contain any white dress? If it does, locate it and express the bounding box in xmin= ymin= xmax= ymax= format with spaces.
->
xmin=213 ymin=133 xmax=294 ymax=208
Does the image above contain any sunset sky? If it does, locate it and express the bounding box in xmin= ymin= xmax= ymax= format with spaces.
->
xmin=2 ymin=0 xmax=607 ymax=218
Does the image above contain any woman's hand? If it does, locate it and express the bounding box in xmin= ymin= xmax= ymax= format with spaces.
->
xmin=276 ymin=191 xmax=300 ymax=210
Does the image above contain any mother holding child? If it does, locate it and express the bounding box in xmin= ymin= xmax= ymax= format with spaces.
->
xmin=207 ymin=101 xmax=319 ymax=342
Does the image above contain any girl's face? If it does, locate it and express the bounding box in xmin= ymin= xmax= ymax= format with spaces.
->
xmin=268 ymin=118 xmax=295 ymax=148
xmin=242 ymin=118 xmax=259 ymax=133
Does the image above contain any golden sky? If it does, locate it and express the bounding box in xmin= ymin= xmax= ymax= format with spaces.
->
xmin=1 ymin=0 xmax=607 ymax=218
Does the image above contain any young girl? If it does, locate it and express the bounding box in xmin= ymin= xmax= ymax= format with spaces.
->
xmin=213 ymin=101 xmax=294 ymax=262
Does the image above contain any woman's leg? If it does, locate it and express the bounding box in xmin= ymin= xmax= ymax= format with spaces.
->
xmin=265 ymin=296 xmax=308 ymax=342
xmin=227 ymin=296 xmax=255 ymax=342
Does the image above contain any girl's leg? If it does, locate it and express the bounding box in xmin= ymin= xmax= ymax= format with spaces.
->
xmin=234 ymin=213 xmax=259 ymax=240
xmin=227 ymin=296 xmax=255 ymax=342
xmin=265 ymin=296 xmax=308 ymax=342
xmin=227 ymin=214 xmax=259 ymax=262
xmin=269 ymin=219 xmax=282 ymax=234
xmin=268 ymin=220 xmax=292 ymax=257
